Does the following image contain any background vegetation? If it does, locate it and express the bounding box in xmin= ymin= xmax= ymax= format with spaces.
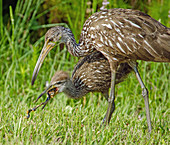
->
xmin=0 ymin=0 xmax=169 ymax=144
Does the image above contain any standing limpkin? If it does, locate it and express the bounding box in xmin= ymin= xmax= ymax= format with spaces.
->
xmin=31 ymin=8 xmax=170 ymax=133
xmin=27 ymin=52 xmax=132 ymax=122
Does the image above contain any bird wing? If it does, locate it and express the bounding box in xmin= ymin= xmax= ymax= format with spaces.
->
xmin=72 ymin=52 xmax=111 ymax=92
xmin=81 ymin=8 xmax=170 ymax=62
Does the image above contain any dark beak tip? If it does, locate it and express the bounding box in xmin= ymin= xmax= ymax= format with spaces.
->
xmin=31 ymin=73 xmax=37 ymax=86
xmin=31 ymin=77 xmax=35 ymax=86
xmin=31 ymin=81 xmax=34 ymax=86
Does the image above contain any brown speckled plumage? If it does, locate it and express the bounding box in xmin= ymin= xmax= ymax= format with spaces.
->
xmin=27 ymin=52 xmax=132 ymax=121
xmin=31 ymin=8 xmax=170 ymax=133
xmin=80 ymin=8 xmax=170 ymax=62
xmin=72 ymin=52 xmax=131 ymax=94
xmin=50 ymin=52 xmax=132 ymax=99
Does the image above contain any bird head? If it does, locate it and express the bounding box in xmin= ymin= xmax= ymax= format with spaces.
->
xmin=35 ymin=71 xmax=70 ymax=103
xmin=26 ymin=71 xmax=70 ymax=119
xmin=31 ymin=26 xmax=69 ymax=85
xmin=48 ymin=71 xmax=70 ymax=94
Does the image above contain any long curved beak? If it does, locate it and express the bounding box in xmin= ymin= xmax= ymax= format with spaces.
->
xmin=31 ymin=41 xmax=54 ymax=85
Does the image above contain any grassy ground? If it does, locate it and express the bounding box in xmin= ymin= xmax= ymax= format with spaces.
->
xmin=0 ymin=0 xmax=170 ymax=144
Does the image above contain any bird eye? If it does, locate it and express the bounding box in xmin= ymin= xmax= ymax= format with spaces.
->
xmin=56 ymin=81 xmax=62 ymax=85
xmin=49 ymin=38 xmax=53 ymax=42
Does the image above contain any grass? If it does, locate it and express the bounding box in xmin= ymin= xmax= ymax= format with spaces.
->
xmin=0 ymin=0 xmax=170 ymax=144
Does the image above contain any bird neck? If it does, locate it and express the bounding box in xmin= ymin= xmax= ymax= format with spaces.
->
xmin=62 ymin=79 xmax=85 ymax=99
xmin=63 ymin=28 xmax=93 ymax=57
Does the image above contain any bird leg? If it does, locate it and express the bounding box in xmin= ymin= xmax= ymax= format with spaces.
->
xmin=128 ymin=61 xmax=152 ymax=134
xmin=101 ymin=92 xmax=115 ymax=124
xmin=105 ymin=63 xmax=118 ymax=125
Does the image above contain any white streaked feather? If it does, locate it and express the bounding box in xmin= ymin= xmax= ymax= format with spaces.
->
xmin=88 ymin=85 xmax=93 ymax=88
xmin=108 ymin=39 xmax=113 ymax=48
xmin=124 ymin=19 xmax=141 ymax=29
xmin=124 ymin=42 xmax=132 ymax=52
xmin=100 ymin=35 xmax=104 ymax=42
xmin=132 ymin=38 xmax=141 ymax=46
xmin=115 ymin=27 xmax=121 ymax=33
xmin=138 ymin=34 xmax=144 ymax=38
xmin=91 ymin=34 xmax=95 ymax=39
xmin=95 ymin=70 xmax=101 ymax=73
xmin=116 ymin=42 xmax=126 ymax=53
xmin=97 ymin=43 xmax=104 ymax=47
xmin=101 ymin=23 xmax=112 ymax=29
xmin=102 ymin=12 xmax=107 ymax=15
xmin=144 ymin=40 xmax=159 ymax=55
xmin=99 ymin=15 xmax=105 ymax=19
xmin=118 ymin=37 xmax=123 ymax=43
xmin=90 ymin=27 xmax=96 ymax=30
xmin=110 ymin=20 xmax=119 ymax=27
xmin=102 ymin=51 xmax=118 ymax=60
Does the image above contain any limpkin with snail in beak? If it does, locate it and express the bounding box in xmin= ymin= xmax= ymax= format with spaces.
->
xmin=27 ymin=52 xmax=132 ymax=122
xmin=31 ymin=8 xmax=170 ymax=133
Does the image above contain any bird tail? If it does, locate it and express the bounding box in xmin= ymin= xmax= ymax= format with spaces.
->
xmin=136 ymin=27 xmax=170 ymax=63
xmin=154 ymin=28 xmax=170 ymax=62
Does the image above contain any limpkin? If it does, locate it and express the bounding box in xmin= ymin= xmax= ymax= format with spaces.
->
xmin=31 ymin=8 xmax=170 ymax=133
xmin=27 ymin=52 xmax=132 ymax=121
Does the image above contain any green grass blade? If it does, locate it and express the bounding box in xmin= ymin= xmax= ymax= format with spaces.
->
xmin=0 ymin=0 xmax=3 ymax=37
